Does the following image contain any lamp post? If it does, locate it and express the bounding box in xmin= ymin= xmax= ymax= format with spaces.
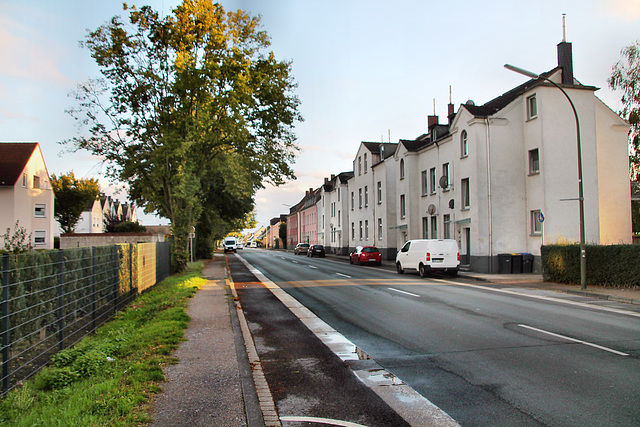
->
xmin=504 ymin=64 xmax=586 ymax=290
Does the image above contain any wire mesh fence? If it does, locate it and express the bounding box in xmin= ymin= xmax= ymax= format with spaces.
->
xmin=0 ymin=241 xmax=171 ymax=397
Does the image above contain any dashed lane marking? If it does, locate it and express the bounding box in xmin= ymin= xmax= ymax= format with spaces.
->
xmin=388 ymin=287 xmax=420 ymax=298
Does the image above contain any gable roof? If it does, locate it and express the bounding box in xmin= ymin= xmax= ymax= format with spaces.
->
xmin=0 ymin=142 xmax=38 ymax=186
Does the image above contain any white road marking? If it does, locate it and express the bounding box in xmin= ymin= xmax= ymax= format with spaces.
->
xmin=280 ymin=416 xmax=368 ymax=427
xmin=518 ymin=324 xmax=629 ymax=357
xmin=309 ymin=265 xmax=318 ymax=269
xmin=388 ymin=287 xmax=420 ymax=298
xmin=336 ymin=273 xmax=351 ymax=278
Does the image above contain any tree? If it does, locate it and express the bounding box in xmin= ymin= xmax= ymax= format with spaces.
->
xmin=65 ymin=0 xmax=301 ymax=272
xmin=279 ymin=221 xmax=287 ymax=249
xmin=51 ymin=172 xmax=101 ymax=233
xmin=608 ymin=40 xmax=640 ymax=180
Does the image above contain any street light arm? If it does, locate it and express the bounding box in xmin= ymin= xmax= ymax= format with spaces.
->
xmin=504 ymin=64 xmax=540 ymax=79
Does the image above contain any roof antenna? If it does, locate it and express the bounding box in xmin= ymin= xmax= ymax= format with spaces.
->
xmin=433 ymin=98 xmax=437 ymax=116
xmin=562 ymin=13 xmax=567 ymax=42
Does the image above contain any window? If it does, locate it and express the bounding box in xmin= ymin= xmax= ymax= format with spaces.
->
xmin=529 ymin=148 xmax=540 ymax=175
xmin=338 ymin=188 xmax=341 ymax=201
xmin=422 ymin=217 xmax=428 ymax=239
xmin=531 ymin=210 xmax=543 ymax=235
xmin=461 ymin=178 xmax=470 ymax=209
xmin=351 ymin=192 xmax=354 ymax=211
xmin=365 ymin=220 xmax=369 ymax=240
xmin=377 ymin=181 xmax=382 ymax=204
xmin=22 ymin=174 xmax=27 ymax=188
xmin=364 ymin=153 xmax=368 ymax=173
xmin=430 ymin=168 xmax=436 ymax=193
xmin=400 ymin=159 xmax=405 ymax=180
xmin=400 ymin=194 xmax=406 ymax=218
xmin=430 ymin=216 xmax=438 ymax=239
xmin=33 ymin=175 xmax=40 ymax=189
xmin=34 ymin=230 xmax=46 ymax=246
xmin=527 ymin=94 xmax=537 ymax=120
xmin=443 ymin=214 xmax=451 ymax=239
xmin=359 ymin=188 xmax=363 ymax=208
xmin=358 ymin=156 xmax=362 ymax=175
xmin=442 ymin=163 xmax=450 ymax=189
xmin=351 ymin=222 xmax=355 ymax=240
xmin=364 ymin=186 xmax=369 ymax=207
xmin=359 ymin=221 xmax=363 ymax=240
xmin=34 ymin=203 xmax=46 ymax=217
xmin=421 ymin=170 xmax=428 ymax=196
xmin=338 ymin=211 xmax=341 ymax=226
xmin=378 ymin=218 xmax=383 ymax=240
xmin=460 ymin=130 xmax=468 ymax=157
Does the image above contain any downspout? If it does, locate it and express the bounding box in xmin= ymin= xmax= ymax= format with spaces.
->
xmin=485 ymin=117 xmax=493 ymax=272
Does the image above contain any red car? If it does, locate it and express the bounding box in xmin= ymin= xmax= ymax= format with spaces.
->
xmin=350 ymin=246 xmax=382 ymax=266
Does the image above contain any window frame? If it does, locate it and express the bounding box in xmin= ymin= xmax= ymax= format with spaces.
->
xmin=421 ymin=170 xmax=428 ymax=196
xmin=34 ymin=203 xmax=46 ymax=218
xmin=400 ymin=194 xmax=406 ymax=219
xmin=529 ymin=148 xmax=540 ymax=175
xmin=34 ymin=230 xmax=46 ymax=246
xmin=527 ymin=94 xmax=538 ymax=120
xmin=461 ymin=178 xmax=470 ymax=209
xmin=531 ymin=210 xmax=543 ymax=235
xmin=460 ymin=130 xmax=468 ymax=158
xmin=400 ymin=159 xmax=405 ymax=180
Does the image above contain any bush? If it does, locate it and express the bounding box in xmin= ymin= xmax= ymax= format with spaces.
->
xmin=114 ymin=221 xmax=147 ymax=233
xmin=542 ymin=244 xmax=640 ymax=288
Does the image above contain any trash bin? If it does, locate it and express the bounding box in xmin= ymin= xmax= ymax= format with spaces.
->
xmin=522 ymin=253 xmax=534 ymax=273
xmin=498 ymin=254 xmax=512 ymax=274
xmin=511 ymin=253 xmax=523 ymax=274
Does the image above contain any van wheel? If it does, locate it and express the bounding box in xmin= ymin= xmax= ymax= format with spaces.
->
xmin=396 ymin=262 xmax=404 ymax=274
xmin=449 ymin=270 xmax=458 ymax=278
xmin=419 ymin=263 xmax=429 ymax=278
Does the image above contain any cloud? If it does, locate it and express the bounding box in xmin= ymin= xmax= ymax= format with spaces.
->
xmin=595 ymin=0 xmax=640 ymax=21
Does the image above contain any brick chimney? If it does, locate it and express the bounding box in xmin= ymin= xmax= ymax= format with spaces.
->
xmin=427 ymin=115 xmax=439 ymax=129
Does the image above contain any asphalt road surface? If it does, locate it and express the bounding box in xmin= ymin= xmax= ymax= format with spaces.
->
xmin=235 ymin=249 xmax=640 ymax=427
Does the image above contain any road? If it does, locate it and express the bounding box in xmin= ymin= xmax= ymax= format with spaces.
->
xmin=235 ymin=249 xmax=640 ymax=426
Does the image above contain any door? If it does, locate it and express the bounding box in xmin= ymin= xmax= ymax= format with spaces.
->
xmin=463 ymin=228 xmax=471 ymax=265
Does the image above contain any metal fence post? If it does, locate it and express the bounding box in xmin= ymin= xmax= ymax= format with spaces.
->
xmin=113 ymin=246 xmax=119 ymax=312
xmin=91 ymin=247 xmax=96 ymax=332
xmin=2 ymin=254 xmax=10 ymax=394
xmin=129 ymin=243 xmax=134 ymax=297
xmin=57 ymin=250 xmax=65 ymax=351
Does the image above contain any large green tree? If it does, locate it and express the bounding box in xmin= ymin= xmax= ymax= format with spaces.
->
xmin=51 ymin=172 xmax=101 ymax=233
xmin=65 ymin=1 xmax=301 ymax=271
xmin=608 ymin=40 xmax=640 ymax=180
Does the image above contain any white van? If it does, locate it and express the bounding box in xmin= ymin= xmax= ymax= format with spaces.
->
xmin=395 ymin=239 xmax=460 ymax=277
xmin=223 ymin=236 xmax=237 ymax=253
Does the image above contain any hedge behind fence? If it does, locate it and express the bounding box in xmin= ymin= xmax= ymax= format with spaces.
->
xmin=542 ymin=244 xmax=640 ymax=288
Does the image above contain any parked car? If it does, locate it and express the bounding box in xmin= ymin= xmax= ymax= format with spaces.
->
xmin=294 ymin=243 xmax=310 ymax=255
xmin=307 ymin=244 xmax=325 ymax=257
xmin=350 ymin=246 xmax=382 ymax=265
xmin=395 ymin=239 xmax=459 ymax=277
xmin=249 ymin=241 xmax=258 ymax=248
xmin=236 ymin=241 xmax=244 ymax=250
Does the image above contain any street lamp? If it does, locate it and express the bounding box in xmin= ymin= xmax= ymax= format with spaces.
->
xmin=504 ymin=64 xmax=587 ymax=290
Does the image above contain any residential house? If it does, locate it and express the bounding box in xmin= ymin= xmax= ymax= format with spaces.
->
xmin=0 ymin=142 xmax=55 ymax=249
xmin=318 ymin=172 xmax=353 ymax=255
xmin=267 ymin=215 xmax=287 ymax=248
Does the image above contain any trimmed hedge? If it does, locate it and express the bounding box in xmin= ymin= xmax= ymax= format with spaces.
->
xmin=542 ymin=244 xmax=640 ymax=288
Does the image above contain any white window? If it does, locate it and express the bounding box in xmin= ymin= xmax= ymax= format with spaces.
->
xmin=377 ymin=181 xmax=382 ymax=204
xmin=364 ymin=153 xmax=368 ymax=173
xmin=527 ymin=94 xmax=537 ymax=120
xmin=461 ymin=130 xmax=468 ymax=157
xmin=461 ymin=178 xmax=470 ymax=209
xmin=22 ymin=174 xmax=28 ymax=188
xmin=365 ymin=220 xmax=369 ymax=240
xmin=400 ymin=159 xmax=405 ymax=180
xmin=529 ymin=148 xmax=540 ymax=175
xmin=359 ymin=188 xmax=363 ymax=209
xmin=34 ymin=203 xmax=46 ymax=217
xmin=338 ymin=211 xmax=341 ymax=227
xmin=351 ymin=222 xmax=355 ymax=240
xmin=364 ymin=186 xmax=368 ymax=207
xmin=358 ymin=156 xmax=362 ymax=175
xmin=33 ymin=175 xmax=40 ymax=189
xmin=422 ymin=217 xmax=428 ymax=239
xmin=400 ymin=194 xmax=406 ymax=218
xmin=429 ymin=168 xmax=436 ymax=193
xmin=443 ymin=214 xmax=451 ymax=239
xmin=351 ymin=192 xmax=354 ymax=211
xmin=430 ymin=216 xmax=438 ymax=239
xmin=34 ymin=230 xmax=46 ymax=246
xmin=421 ymin=170 xmax=428 ymax=196
xmin=442 ymin=163 xmax=450 ymax=189
xmin=359 ymin=221 xmax=363 ymax=240
xmin=531 ymin=210 xmax=543 ymax=235
xmin=378 ymin=218 xmax=383 ymax=240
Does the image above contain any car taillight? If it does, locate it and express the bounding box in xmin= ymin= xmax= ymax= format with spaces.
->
xmin=457 ymin=252 xmax=460 ymax=261
xmin=426 ymin=252 xmax=431 ymax=261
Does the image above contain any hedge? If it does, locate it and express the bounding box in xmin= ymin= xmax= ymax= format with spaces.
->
xmin=541 ymin=244 xmax=640 ymax=288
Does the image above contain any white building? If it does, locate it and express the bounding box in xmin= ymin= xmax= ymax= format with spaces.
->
xmin=319 ymin=172 xmax=353 ymax=255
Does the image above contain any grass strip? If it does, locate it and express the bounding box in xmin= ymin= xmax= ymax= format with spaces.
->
xmin=0 ymin=260 xmax=207 ymax=426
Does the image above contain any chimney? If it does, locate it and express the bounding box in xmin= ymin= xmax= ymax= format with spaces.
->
xmin=448 ymin=103 xmax=455 ymax=124
xmin=331 ymin=174 xmax=335 ymax=180
xmin=324 ymin=177 xmax=329 ymax=185
xmin=427 ymin=115 xmax=439 ymax=129
xmin=557 ymin=15 xmax=573 ymax=85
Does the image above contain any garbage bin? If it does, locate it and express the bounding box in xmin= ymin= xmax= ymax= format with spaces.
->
xmin=511 ymin=253 xmax=523 ymax=274
xmin=522 ymin=253 xmax=534 ymax=273
xmin=498 ymin=254 xmax=512 ymax=274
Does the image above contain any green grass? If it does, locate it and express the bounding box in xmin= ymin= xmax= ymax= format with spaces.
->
xmin=0 ymin=261 xmax=208 ymax=426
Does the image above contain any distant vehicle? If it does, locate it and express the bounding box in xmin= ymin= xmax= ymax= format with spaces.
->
xmin=236 ymin=241 xmax=244 ymax=250
xmin=350 ymin=246 xmax=382 ymax=266
xmin=307 ymin=244 xmax=325 ymax=258
xmin=294 ymin=243 xmax=310 ymax=255
xmin=249 ymin=241 xmax=258 ymax=248
xmin=223 ymin=236 xmax=237 ymax=253
xmin=395 ymin=239 xmax=459 ymax=277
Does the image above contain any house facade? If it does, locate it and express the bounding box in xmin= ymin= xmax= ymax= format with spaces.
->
xmin=0 ymin=142 xmax=55 ymax=249
xmin=319 ymin=172 xmax=353 ymax=255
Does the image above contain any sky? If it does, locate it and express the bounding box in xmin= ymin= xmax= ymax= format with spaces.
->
xmin=1 ymin=0 xmax=639 ymax=230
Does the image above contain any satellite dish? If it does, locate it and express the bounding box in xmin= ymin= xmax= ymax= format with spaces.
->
xmin=439 ymin=176 xmax=449 ymax=189
xmin=427 ymin=204 xmax=437 ymax=215
xmin=449 ymin=199 xmax=455 ymax=209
